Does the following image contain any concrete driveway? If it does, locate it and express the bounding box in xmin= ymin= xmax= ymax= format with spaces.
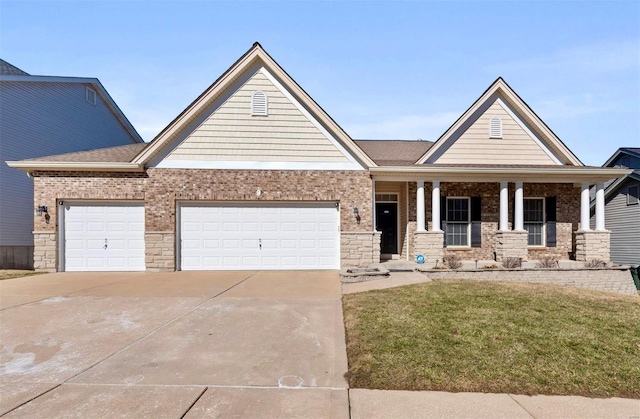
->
xmin=0 ymin=271 xmax=349 ymax=418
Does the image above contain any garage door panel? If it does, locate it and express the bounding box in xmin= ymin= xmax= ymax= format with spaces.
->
xmin=180 ymin=203 xmax=339 ymax=270
xmin=64 ymin=203 xmax=145 ymax=272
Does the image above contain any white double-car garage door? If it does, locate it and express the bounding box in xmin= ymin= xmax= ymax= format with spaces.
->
xmin=179 ymin=203 xmax=340 ymax=270
xmin=62 ymin=201 xmax=340 ymax=271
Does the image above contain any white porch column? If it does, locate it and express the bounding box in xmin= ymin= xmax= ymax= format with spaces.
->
xmin=595 ymin=182 xmax=605 ymax=231
xmin=499 ymin=181 xmax=509 ymax=231
xmin=514 ymin=181 xmax=524 ymax=231
xmin=417 ymin=181 xmax=425 ymax=232
xmin=372 ymin=179 xmax=377 ymax=230
xmin=432 ymin=180 xmax=441 ymax=232
xmin=581 ymin=182 xmax=591 ymax=231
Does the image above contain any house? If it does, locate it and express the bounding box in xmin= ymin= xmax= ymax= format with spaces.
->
xmin=5 ymin=44 xmax=630 ymax=272
xmin=0 ymin=59 xmax=143 ymax=269
xmin=590 ymin=148 xmax=640 ymax=266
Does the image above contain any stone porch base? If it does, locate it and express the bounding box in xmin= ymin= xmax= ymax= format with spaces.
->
xmin=494 ymin=231 xmax=528 ymax=261
xmin=341 ymin=231 xmax=381 ymax=267
xmin=575 ymin=230 xmax=610 ymax=262
xmin=413 ymin=231 xmax=444 ymax=263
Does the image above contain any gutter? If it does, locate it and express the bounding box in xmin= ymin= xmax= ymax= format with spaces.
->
xmin=6 ymin=161 xmax=145 ymax=173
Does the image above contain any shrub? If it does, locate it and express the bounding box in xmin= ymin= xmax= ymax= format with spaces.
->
xmin=584 ymin=259 xmax=608 ymax=268
xmin=443 ymin=253 xmax=462 ymax=269
xmin=536 ymin=256 xmax=558 ymax=269
xmin=502 ymin=257 xmax=522 ymax=269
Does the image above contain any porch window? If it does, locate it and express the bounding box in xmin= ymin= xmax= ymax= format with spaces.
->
xmin=446 ymin=198 xmax=469 ymax=246
xmin=524 ymin=198 xmax=544 ymax=246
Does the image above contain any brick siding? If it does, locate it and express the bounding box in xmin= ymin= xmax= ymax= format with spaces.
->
xmin=31 ymin=169 xmax=373 ymax=271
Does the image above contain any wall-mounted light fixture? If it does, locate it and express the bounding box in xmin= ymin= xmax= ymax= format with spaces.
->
xmin=353 ymin=207 xmax=361 ymax=224
xmin=35 ymin=205 xmax=48 ymax=216
xmin=36 ymin=204 xmax=50 ymax=224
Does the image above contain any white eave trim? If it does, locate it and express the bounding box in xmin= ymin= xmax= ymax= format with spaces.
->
xmin=6 ymin=161 xmax=144 ymax=172
xmin=369 ymin=166 xmax=631 ymax=183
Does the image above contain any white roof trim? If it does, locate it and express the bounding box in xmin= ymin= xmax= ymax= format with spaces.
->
xmin=6 ymin=161 xmax=144 ymax=172
xmin=155 ymin=159 xmax=363 ymax=171
xmin=259 ymin=67 xmax=364 ymax=169
xmin=495 ymin=98 xmax=562 ymax=165
xmin=416 ymin=79 xmax=582 ymax=166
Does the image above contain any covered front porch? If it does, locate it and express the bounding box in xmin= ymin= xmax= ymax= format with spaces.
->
xmin=370 ymin=165 xmax=622 ymax=264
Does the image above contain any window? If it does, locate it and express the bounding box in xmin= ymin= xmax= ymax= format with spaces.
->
xmin=628 ymin=185 xmax=639 ymax=205
xmin=489 ymin=117 xmax=502 ymax=138
xmin=446 ymin=198 xmax=469 ymax=246
xmin=524 ymin=198 xmax=544 ymax=246
xmin=375 ymin=193 xmax=398 ymax=202
xmin=251 ymin=91 xmax=268 ymax=116
xmin=85 ymin=86 xmax=97 ymax=106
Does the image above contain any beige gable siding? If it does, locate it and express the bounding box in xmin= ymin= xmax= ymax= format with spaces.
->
xmin=434 ymin=100 xmax=557 ymax=165
xmin=165 ymin=70 xmax=349 ymax=163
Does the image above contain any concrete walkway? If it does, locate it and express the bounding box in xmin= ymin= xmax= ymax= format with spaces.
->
xmin=350 ymin=389 xmax=639 ymax=419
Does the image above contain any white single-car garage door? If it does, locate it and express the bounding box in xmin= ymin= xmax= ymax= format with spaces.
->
xmin=179 ymin=203 xmax=340 ymax=270
xmin=63 ymin=202 xmax=145 ymax=272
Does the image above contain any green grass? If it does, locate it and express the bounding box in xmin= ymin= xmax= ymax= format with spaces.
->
xmin=0 ymin=270 xmax=41 ymax=280
xmin=342 ymin=281 xmax=640 ymax=398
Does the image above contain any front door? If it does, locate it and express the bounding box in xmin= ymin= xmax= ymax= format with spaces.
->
xmin=376 ymin=203 xmax=398 ymax=254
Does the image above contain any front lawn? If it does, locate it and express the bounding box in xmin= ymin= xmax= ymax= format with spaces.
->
xmin=0 ymin=270 xmax=41 ymax=280
xmin=342 ymin=281 xmax=640 ymax=398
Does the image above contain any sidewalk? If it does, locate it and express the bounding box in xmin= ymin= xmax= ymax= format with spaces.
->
xmin=349 ymin=389 xmax=640 ymax=419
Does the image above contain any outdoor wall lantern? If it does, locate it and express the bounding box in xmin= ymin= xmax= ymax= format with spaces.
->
xmin=36 ymin=204 xmax=50 ymax=224
xmin=353 ymin=207 xmax=361 ymax=224
xmin=35 ymin=205 xmax=48 ymax=216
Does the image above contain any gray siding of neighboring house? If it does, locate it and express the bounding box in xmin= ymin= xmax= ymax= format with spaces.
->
xmin=592 ymin=178 xmax=640 ymax=266
xmin=0 ymin=81 xmax=138 ymax=267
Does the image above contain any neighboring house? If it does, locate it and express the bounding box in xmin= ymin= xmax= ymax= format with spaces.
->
xmin=590 ymin=148 xmax=640 ymax=266
xmin=6 ymin=44 xmax=629 ymax=272
xmin=0 ymin=59 xmax=143 ymax=269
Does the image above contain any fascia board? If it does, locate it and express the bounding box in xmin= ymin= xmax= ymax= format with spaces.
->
xmin=133 ymin=44 xmax=376 ymax=168
xmin=370 ymin=166 xmax=631 ymax=183
xmin=132 ymin=50 xmax=262 ymax=165
xmin=6 ymin=161 xmax=144 ymax=172
xmin=416 ymin=79 xmax=583 ymax=166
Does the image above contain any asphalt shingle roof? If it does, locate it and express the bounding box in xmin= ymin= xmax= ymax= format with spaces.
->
xmin=19 ymin=143 xmax=148 ymax=163
xmin=0 ymin=59 xmax=29 ymax=76
xmin=354 ymin=140 xmax=434 ymax=166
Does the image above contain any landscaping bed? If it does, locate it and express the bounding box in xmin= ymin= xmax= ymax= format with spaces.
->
xmin=342 ymin=280 xmax=640 ymax=398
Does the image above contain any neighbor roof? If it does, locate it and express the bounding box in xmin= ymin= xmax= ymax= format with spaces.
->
xmin=354 ymin=140 xmax=433 ymax=166
xmin=0 ymin=59 xmax=29 ymax=76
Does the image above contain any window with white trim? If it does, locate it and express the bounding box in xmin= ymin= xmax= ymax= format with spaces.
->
xmin=446 ymin=197 xmax=469 ymax=246
xmin=85 ymin=86 xmax=97 ymax=106
xmin=489 ymin=117 xmax=502 ymax=138
xmin=251 ymin=91 xmax=268 ymax=116
xmin=524 ymin=198 xmax=544 ymax=246
xmin=628 ymin=185 xmax=639 ymax=205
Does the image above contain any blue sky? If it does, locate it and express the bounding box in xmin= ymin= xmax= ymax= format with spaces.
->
xmin=1 ymin=1 xmax=638 ymax=166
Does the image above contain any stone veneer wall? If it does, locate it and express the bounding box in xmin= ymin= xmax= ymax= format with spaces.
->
xmin=341 ymin=232 xmax=381 ymax=267
xmin=421 ymin=267 xmax=637 ymax=296
xmin=407 ymin=182 xmax=579 ymax=261
xmin=33 ymin=232 xmax=56 ymax=272
xmin=575 ymin=231 xmax=611 ymax=262
xmin=32 ymin=169 xmax=373 ymax=271
xmin=494 ymin=231 xmax=528 ymax=261
xmin=413 ymin=231 xmax=444 ymax=263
